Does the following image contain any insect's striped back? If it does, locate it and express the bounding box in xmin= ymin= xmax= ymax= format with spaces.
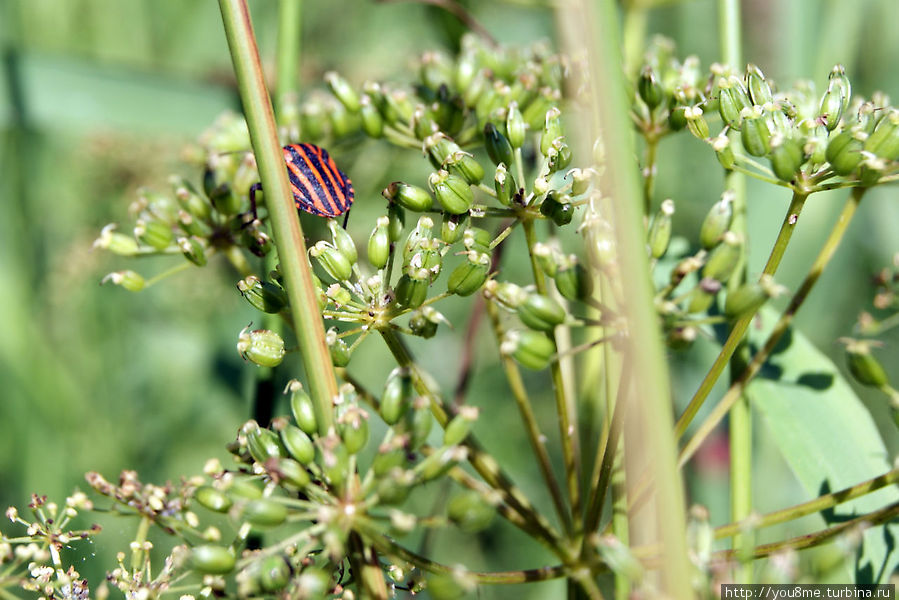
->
xmin=282 ymin=143 xmax=354 ymax=217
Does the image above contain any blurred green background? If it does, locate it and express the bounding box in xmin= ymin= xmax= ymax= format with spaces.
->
xmin=2 ymin=0 xmax=898 ymax=595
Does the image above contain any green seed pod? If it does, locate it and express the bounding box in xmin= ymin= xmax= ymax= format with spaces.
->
xmin=769 ymin=135 xmax=805 ymax=182
xmin=444 ymin=406 xmax=478 ymax=446
xmin=368 ymin=216 xmax=391 ymax=270
xmin=403 ymin=216 xmax=434 ymax=261
xmin=685 ymin=106 xmax=710 ymax=140
xmin=825 ymin=128 xmax=865 ymax=175
xmin=533 ymin=243 xmax=559 ymax=278
xmin=134 ymin=218 xmax=174 ymax=250
xmin=447 ymin=251 xmax=491 ymax=297
xmin=191 ymin=545 xmax=236 ymax=575
xmin=317 ymin=437 xmax=349 ymax=489
xmin=311 ymin=273 xmax=327 ymax=311
xmin=225 ymin=477 xmax=264 ymax=500
xmin=462 ymin=227 xmax=492 ymax=253
xmin=668 ymin=105 xmax=688 ymax=131
xmin=746 ymin=64 xmax=774 ymax=105
xmin=702 ymin=232 xmax=743 ymax=283
xmin=648 ymin=199 xmax=675 ymax=259
xmin=387 ymin=202 xmax=405 ymax=242
xmin=445 ymin=150 xmax=485 ymax=185
xmin=281 ymin=424 xmax=315 ymax=465
xmin=495 ymin=163 xmax=517 ymax=207
xmin=486 ymin=279 xmax=527 ymax=308
xmin=429 ymin=171 xmax=474 ymax=215
xmin=717 ymin=78 xmax=742 ymax=129
xmin=328 ymin=100 xmax=360 ymax=138
xmin=300 ymin=101 xmax=326 ymax=141
xmin=686 ymin=278 xmax=721 ymax=314
xmin=245 ymin=422 xmax=287 ymax=464
xmin=844 ymin=340 xmax=889 ymax=387
xmin=395 ymin=274 xmax=429 ymax=308
xmin=447 ymin=489 xmax=496 ymax=533
xmin=175 ymin=184 xmax=212 ymax=221
xmin=328 ymin=219 xmax=358 ymax=265
xmin=94 ymin=224 xmax=140 ymax=256
xmin=311 ymin=241 xmax=353 ymax=282
xmin=102 ymin=270 xmax=145 ymax=292
xmin=441 ymin=213 xmax=470 ymax=244
xmin=502 ymin=330 xmax=556 ymax=370
xmin=238 ymin=276 xmax=288 ymax=314
xmin=238 ymin=327 xmax=286 ymax=368
xmin=818 ymin=65 xmax=851 ymax=132
xmin=360 ymin=95 xmax=384 ymax=138
xmin=325 ymin=282 xmax=352 ymax=307
xmin=741 ymin=106 xmax=772 ymax=157
xmin=257 ymin=556 xmax=291 ymax=592
xmin=724 ymin=275 xmax=780 ymax=320
xmin=339 ymin=409 xmax=370 ymax=454
xmin=859 ymin=155 xmax=888 ymax=186
xmin=381 ymin=368 xmax=413 ymax=425
xmin=376 ymin=469 xmax=414 ymax=505
xmin=506 ymin=101 xmax=526 ymax=148
xmin=540 ymin=107 xmax=564 ymax=155
xmin=242 ymin=498 xmax=288 ymax=527
xmin=546 ymin=141 xmax=573 ymax=173
xmin=425 ymin=133 xmax=462 ymax=169
xmin=288 ymin=381 xmax=318 ymax=435
xmin=271 ymin=457 xmax=310 ymax=489
xmin=555 ymin=260 xmax=593 ymax=302
xmin=407 ymin=397 xmax=433 ymax=450
xmin=517 ymin=293 xmax=566 ymax=332
xmin=382 ymin=181 xmax=433 ymax=213
xmin=568 ymin=168 xmax=592 ymax=196
xmin=372 ymin=446 xmax=407 ymax=476
xmin=420 ymin=51 xmax=453 ymax=90
xmin=864 ymin=109 xmax=899 ymax=161
xmin=637 ymin=65 xmax=664 ymax=109
xmin=699 ymin=194 xmax=733 ymax=251
xmin=418 ymin=446 xmax=465 ymax=481
xmin=325 ymin=71 xmax=361 ymax=112
xmin=483 ymin=122 xmax=514 ymax=167
xmin=409 ymin=306 xmax=445 ymax=338
xmin=327 ymin=330 xmax=351 ymax=367
xmin=455 ymin=50 xmax=478 ymax=92
xmin=195 ymin=486 xmax=232 ymax=513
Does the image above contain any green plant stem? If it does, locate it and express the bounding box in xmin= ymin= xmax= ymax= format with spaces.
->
xmin=484 ymin=297 xmax=572 ymax=534
xmin=218 ymin=0 xmax=338 ymax=434
xmin=522 ymin=218 xmax=581 ymax=533
xmin=714 ymin=467 xmax=899 ymax=540
xmin=641 ymin=137 xmax=657 ymax=216
xmin=674 ymin=190 xmax=808 ymax=438
xmin=130 ymin=515 xmax=151 ymax=572
xmin=378 ymin=329 xmax=567 ymax=554
xmin=679 ymin=187 xmax=865 ymax=467
xmin=348 ymin=531 xmax=388 ymax=600
xmin=274 ymin=0 xmax=301 ymax=119
xmin=621 ymin=0 xmax=648 ymax=77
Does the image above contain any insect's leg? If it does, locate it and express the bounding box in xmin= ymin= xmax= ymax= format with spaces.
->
xmin=341 ymin=209 xmax=352 ymax=230
xmin=242 ymin=182 xmax=263 ymax=227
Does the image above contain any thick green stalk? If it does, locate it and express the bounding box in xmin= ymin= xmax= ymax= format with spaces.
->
xmin=675 ymin=191 xmax=807 ymax=438
xmin=679 ymin=187 xmax=864 ymax=466
xmin=275 ymin=0 xmax=301 ymax=119
xmin=557 ymin=0 xmax=692 ymax=595
xmin=218 ymin=0 xmax=337 ymax=433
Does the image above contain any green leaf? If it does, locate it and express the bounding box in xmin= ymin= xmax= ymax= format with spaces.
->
xmin=746 ymin=307 xmax=898 ymax=583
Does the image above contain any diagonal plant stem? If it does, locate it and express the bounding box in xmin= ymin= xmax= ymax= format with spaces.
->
xmin=674 ymin=190 xmax=808 ymax=438
xmin=218 ymin=0 xmax=338 ymax=434
xmin=679 ymin=186 xmax=865 ymax=467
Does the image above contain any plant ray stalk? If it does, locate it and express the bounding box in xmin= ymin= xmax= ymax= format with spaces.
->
xmin=218 ymin=0 xmax=338 ymax=434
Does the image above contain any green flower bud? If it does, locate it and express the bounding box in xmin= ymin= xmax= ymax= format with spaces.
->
xmin=288 ymin=381 xmax=318 ymax=435
xmin=328 ymin=99 xmax=360 ymax=138
xmin=418 ymin=446 xmax=466 ymax=481
xmin=455 ymin=50 xmax=479 ymax=92
xmin=847 ymin=344 xmax=893 ymax=387
xmin=462 ymin=227 xmax=492 ymax=253
xmin=368 ymin=216 xmax=392 ymax=269
xmin=407 ymin=396 xmax=433 ymax=449
xmin=546 ymin=140 xmax=573 ymax=174
xmin=684 ymin=106 xmax=710 ymax=140
xmin=429 ymin=170 xmax=474 ymax=215
xmin=447 ymin=489 xmax=496 ymax=533
xmin=702 ymin=231 xmax=743 ymax=282
xmin=432 ymin=86 xmax=465 ymax=136
xmin=818 ymin=65 xmax=851 ymax=132
xmin=174 ymin=183 xmax=212 ymax=221
xmin=338 ymin=407 xmax=370 ymax=454
xmin=441 ymin=213 xmax=470 ymax=244
xmin=242 ymin=498 xmax=288 ymax=527
xmin=483 ymin=122 xmax=514 ymax=167
xmin=485 ymin=279 xmax=527 ymax=308
xmin=717 ymin=78 xmax=741 ymax=129
xmin=383 ymin=181 xmax=433 ymax=213
xmin=501 ymin=330 xmax=555 ymax=370
xmin=327 ymin=329 xmax=351 ymax=367
xmin=859 ymin=155 xmax=888 ymax=186
xmin=281 ymin=424 xmax=315 ymax=465
xmin=568 ymin=168 xmax=592 ymax=196
xmin=191 ymin=545 xmax=236 ymax=575
xmin=448 ymin=251 xmax=491 ymax=296
xmin=746 ymin=64 xmax=774 ymax=105
xmin=387 ymin=202 xmax=405 ymax=242
xmin=444 ymin=406 xmax=478 ymax=446
xmin=699 ymin=192 xmax=734 ymax=249
xmin=412 ymin=105 xmax=438 ymax=139
xmin=445 ymin=150 xmax=485 ymax=185
xmin=668 ymin=105 xmax=688 ymax=131
xmin=408 ymin=306 xmax=440 ymax=338
xmin=238 ymin=327 xmax=286 ymax=368
xmin=360 ymin=95 xmax=384 ymax=138
xmin=372 ymin=443 xmax=407 ymax=476
xmin=506 ymin=101 xmax=527 ymax=148
xmin=403 ymin=216 xmax=434 ymax=261
xmin=245 ymin=421 xmax=287 ymax=464
xmin=406 ymin=240 xmax=443 ymax=283
xmin=427 ymin=572 xmax=475 ymax=600
xmin=317 ymin=434 xmax=349 ymax=489
xmin=686 ymin=278 xmax=721 ymax=314
xmin=825 ymin=128 xmax=866 ymax=175
xmin=271 ymin=457 xmax=310 ymax=489
xmin=257 ymin=556 xmax=291 ymax=592
xmin=311 ymin=273 xmax=327 ymax=311
xmin=864 ymin=109 xmax=899 ymax=161
xmin=495 ymin=163 xmax=517 ymax=206
xmin=708 ymin=134 xmax=734 ymax=170
xmin=325 ymin=71 xmax=360 ymax=112
xmin=238 ymin=276 xmax=288 ymax=314
xmin=517 ymin=293 xmax=566 ymax=332
xmin=420 ymin=51 xmax=453 ymax=90
xmin=648 ymin=199 xmax=675 ymax=259
xmin=134 ymin=218 xmax=174 ymax=250
xmin=461 ymin=68 xmax=490 ymax=108
xmin=311 ymin=241 xmax=353 ymax=282
xmin=555 ymin=259 xmax=593 ymax=302
xmin=540 ymin=107 xmax=564 ymax=156
xmin=328 ymin=219 xmax=358 ymax=265
xmin=724 ymin=275 xmax=782 ymax=319
xmin=395 ymin=273 xmax=429 ymax=308
xmin=94 ymin=224 xmax=140 ymax=256
xmin=637 ymin=66 xmax=664 ymax=109
xmin=741 ymin=106 xmax=772 ymax=157
xmin=176 ymin=210 xmax=210 ymax=238
xmin=195 ymin=486 xmax=232 ymax=513
xmin=769 ymin=134 xmax=805 ymax=182
xmin=381 ymin=368 xmax=413 ymax=425
xmin=102 ymin=270 xmax=145 ymax=292
xmin=426 ymin=133 xmax=462 ymax=169
xmin=225 ymin=476 xmax=264 ymax=499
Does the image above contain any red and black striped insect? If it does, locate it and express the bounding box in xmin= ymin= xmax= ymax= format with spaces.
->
xmin=249 ymin=143 xmax=354 ymax=222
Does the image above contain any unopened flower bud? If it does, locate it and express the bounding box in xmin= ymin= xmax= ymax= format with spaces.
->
xmin=555 ymin=259 xmax=593 ymax=302
xmin=724 ymin=275 xmax=782 ymax=319
xmin=360 ymin=95 xmax=384 ymax=138
xmin=506 ymin=101 xmax=526 ymax=148
xmin=179 ymin=236 xmax=207 ymax=266
xmin=741 ymin=106 xmax=772 ymax=157
xmin=429 ymin=170 xmax=474 ymax=215
xmin=191 ymin=545 xmax=236 ymax=575
xmin=864 ymin=109 xmax=899 ymax=161
xmin=483 ymin=122 xmax=514 ymax=167
xmin=684 ymin=105 xmax=710 ymax=140
xmin=238 ymin=276 xmax=288 ymax=313
xmin=517 ymin=293 xmax=566 ymax=332
xmin=818 ymin=65 xmax=850 ymax=132
xmin=135 ymin=218 xmax=174 ymax=250
xmin=462 ymin=227 xmax=492 ymax=253
xmin=326 ymin=283 xmax=352 ymax=306
xmin=102 ymin=270 xmax=145 ymax=292
xmin=327 ymin=329 xmax=351 ymax=367
xmin=238 ymin=327 xmax=285 ymax=367
xmin=441 ymin=213 xmax=470 ymax=244
xmin=769 ymin=134 xmax=805 ymax=182
xmin=501 ymin=330 xmax=555 ymax=370
xmin=311 ymin=241 xmax=353 ymax=282
xmin=445 ymin=150 xmax=484 ymax=185
xmin=425 ymin=133 xmax=462 ymax=169
xmin=381 ymin=368 xmax=413 ymax=425
xmin=94 ymin=224 xmax=139 ymax=256
xmin=448 ymin=251 xmax=491 ymax=297
xmin=746 ymin=64 xmax=774 ymax=105
xmin=699 ymin=192 xmax=734 ymax=249
xmin=842 ymin=339 xmax=889 ymax=388
xmin=825 ymin=127 xmax=866 ymax=175
xmin=637 ymin=65 xmax=664 ymax=109
xmin=703 ymin=231 xmax=742 ymax=282
xmin=648 ymin=199 xmax=675 ymax=259
xmin=540 ymin=107 xmax=564 ymax=156
xmin=494 ymin=163 xmax=516 ymax=206
xmin=710 ymin=135 xmax=735 ymax=170
xmin=368 ymin=216 xmax=391 ymax=269
xmin=280 ymin=424 xmax=315 ymax=465
xmin=288 ymin=381 xmax=317 ymax=435
xmin=325 ymin=71 xmax=361 ymax=112
xmin=409 ymin=306 xmax=445 ymax=338
xmin=328 ymin=219 xmax=358 ymax=265
xmin=395 ymin=274 xmax=429 ymax=308
xmin=443 ymin=406 xmax=479 ymax=446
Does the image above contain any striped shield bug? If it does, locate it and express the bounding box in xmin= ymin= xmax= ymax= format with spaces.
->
xmin=249 ymin=143 xmax=354 ymax=223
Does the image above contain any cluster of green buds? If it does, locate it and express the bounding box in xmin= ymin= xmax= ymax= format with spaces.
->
xmin=634 ymin=37 xmax=899 ymax=192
